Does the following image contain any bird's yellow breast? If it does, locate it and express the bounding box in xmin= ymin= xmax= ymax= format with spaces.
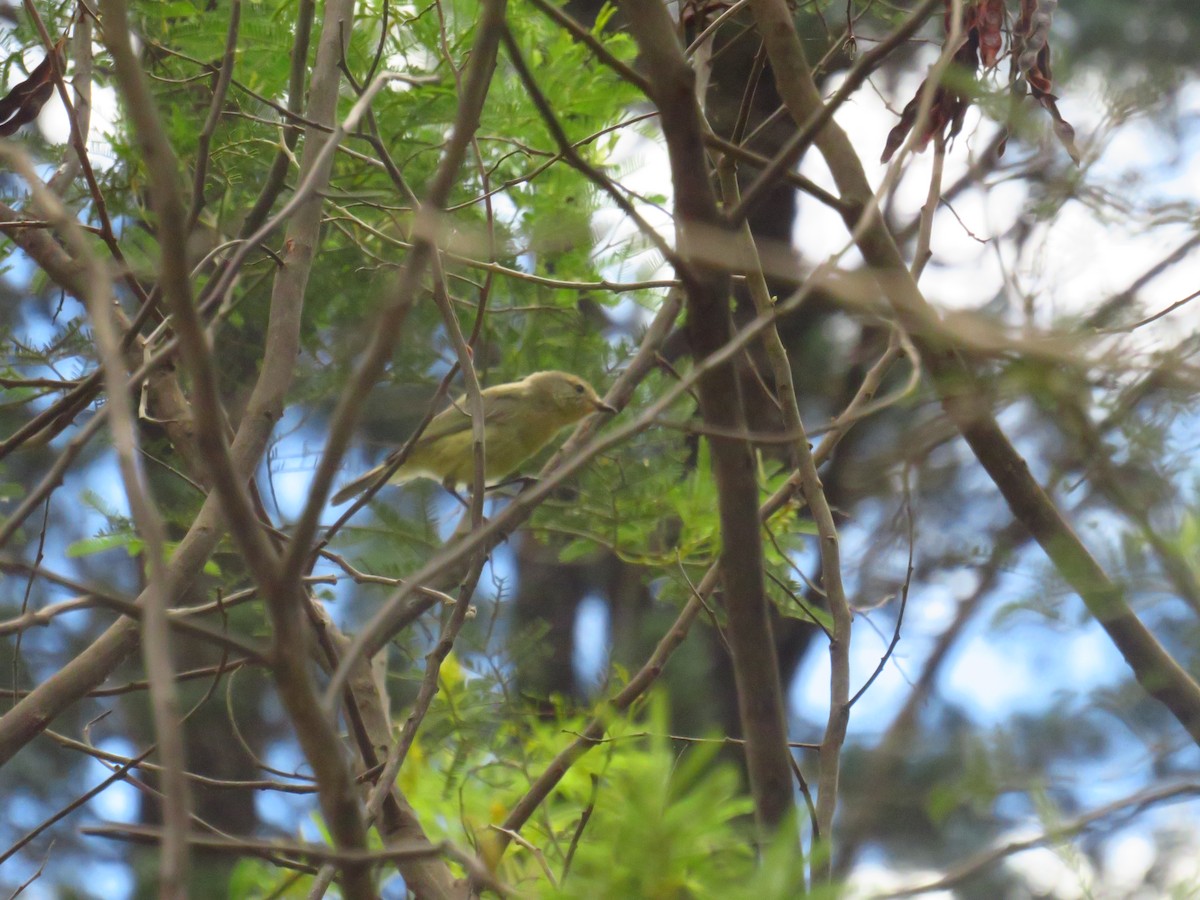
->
xmin=398 ymin=415 xmax=567 ymax=486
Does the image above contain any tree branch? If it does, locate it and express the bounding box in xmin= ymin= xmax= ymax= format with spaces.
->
xmin=745 ymin=0 xmax=1200 ymax=746
xmin=615 ymin=0 xmax=795 ymax=837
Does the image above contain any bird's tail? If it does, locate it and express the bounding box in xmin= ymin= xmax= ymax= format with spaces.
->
xmin=331 ymin=462 xmax=390 ymax=505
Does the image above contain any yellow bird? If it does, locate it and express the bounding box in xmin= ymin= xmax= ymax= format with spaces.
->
xmin=332 ymin=370 xmax=614 ymax=504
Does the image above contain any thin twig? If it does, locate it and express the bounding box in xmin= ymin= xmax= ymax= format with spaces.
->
xmin=875 ymin=782 xmax=1200 ymax=898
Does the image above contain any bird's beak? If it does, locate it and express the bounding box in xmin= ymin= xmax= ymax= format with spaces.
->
xmin=595 ymin=400 xmax=617 ymax=414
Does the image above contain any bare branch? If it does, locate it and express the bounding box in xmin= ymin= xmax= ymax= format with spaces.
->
xmin=186 ymin=0 xmax=241 ymax=230
xmin=877 ymin=781 xmax=1200 ymax=898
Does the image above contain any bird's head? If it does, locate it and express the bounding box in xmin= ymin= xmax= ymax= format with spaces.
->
xmin=526 ymin=370 xmax=616 ymax=420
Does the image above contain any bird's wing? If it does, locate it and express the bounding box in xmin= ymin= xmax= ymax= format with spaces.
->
xmin=411 ymin=401 xmax=473 ymax=445
xmin=411 ymin=389 xmax=525 ymax=446
xmin=332 ymin=387 xmax=530 ymax=502
xmin=477 ymin=390 xmax=527 ymax=428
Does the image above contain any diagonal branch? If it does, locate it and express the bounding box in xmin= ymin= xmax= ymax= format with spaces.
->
xmin=878 ymin=780 xmax=1200 ymax=898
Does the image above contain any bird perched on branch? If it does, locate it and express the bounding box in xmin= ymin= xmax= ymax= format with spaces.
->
xmin=332 ymin=370 xmax=615 ymax=504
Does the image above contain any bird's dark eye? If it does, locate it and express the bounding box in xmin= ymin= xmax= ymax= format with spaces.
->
xmin=574 ymin=384 xmax=584 ymax=394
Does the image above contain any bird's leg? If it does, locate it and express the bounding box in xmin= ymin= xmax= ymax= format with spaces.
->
xmin=442 ymin=481 xmax=498 ymax=538
xmin=442 ymin=477 xmax=470 ymax=509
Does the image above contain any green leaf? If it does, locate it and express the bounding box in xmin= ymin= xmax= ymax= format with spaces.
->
xmin=66 ymin=532 xmax=135 ymax=558
xmin=158 ymin=1 xmax=201 ymax=16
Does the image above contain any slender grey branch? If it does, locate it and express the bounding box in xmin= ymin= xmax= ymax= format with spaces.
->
xmin=876 ymin=782 xmax=1200 ymax=898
